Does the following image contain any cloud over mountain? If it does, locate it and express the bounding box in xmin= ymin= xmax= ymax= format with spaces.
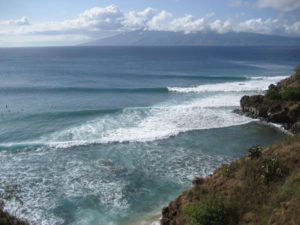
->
xmin=0 ymin=4 xmax=300 ymax=46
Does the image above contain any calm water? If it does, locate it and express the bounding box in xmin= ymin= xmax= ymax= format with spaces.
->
xmin=0 ymin=46 xmax=299 ymax=225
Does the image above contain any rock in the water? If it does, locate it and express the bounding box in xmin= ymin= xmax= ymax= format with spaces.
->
xmin=240 ymin=72 xmax=300 ymax=133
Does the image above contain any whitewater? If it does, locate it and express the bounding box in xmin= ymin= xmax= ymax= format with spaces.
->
xmin=0 ymin=46 xmax=297 ymax=225
xmin=0 ymin=76 xmax=286 ymax=150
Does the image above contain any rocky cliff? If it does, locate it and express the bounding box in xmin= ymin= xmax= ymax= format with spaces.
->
xmin=0 ymin=203 xmax=29 ymax=225
xmin=240 ymin=67 xmax=300 ymax=133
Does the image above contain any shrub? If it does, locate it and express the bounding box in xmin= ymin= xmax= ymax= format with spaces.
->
xmin=247 ymin=145 xmax=263 ymax=159
xmin=266 ymin=89 xmax=281 ymax=100
xmin=223 ymin=164 xmax=235 ymax=178
xmin=295 ymin=66 xmax=300 ymax=78
xmin=260 ymin=157 xmax=286 ymax=184
xmin=184 ymin=195 xmax=238 ymax=225
xmin=280 ymin=87 xmax=300 ymax=101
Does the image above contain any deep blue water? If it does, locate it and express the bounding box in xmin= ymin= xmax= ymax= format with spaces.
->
xmin=0 ymin=46 xmax=299 ymax=225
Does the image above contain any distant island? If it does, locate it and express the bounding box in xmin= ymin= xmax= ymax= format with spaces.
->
xmin=81 ymin=31 xmax=300 ymax=46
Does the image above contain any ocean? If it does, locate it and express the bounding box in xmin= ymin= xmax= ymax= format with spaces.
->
xmin=0 ymin=46 xmax=299 ymax=225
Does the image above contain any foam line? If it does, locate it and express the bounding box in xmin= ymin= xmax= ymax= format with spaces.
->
xmin=167 ymin=75 xmax=288 ymax=93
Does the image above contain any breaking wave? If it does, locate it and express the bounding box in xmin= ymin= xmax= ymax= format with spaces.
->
xmin=167 ymin=76 xmax=287 ymax=93
xmin=1 ymin=75 xmax=286 ymax=149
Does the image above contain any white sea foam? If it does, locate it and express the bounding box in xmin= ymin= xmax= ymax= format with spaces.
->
xmin=0 ymin=95 xmax=254 ymax=149
xmin=0 ymin=140 xmax=231 ymax=225
xmin=0 ymin=151 xmax=129 ymax=225
xmin=0 ymin=75 xmax=287 ymax=149
xmin=30 ymin=93 xmax=252 ymax=149
xmin=39 ymin=76 xmax=285 ymax=148
xmin=167 ymin=75 xmax=288 ymax=93
xmin=1 ymin=76 xmax=284 ymax=149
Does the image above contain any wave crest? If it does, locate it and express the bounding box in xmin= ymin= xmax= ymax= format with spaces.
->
xmin=167 ymin=75 xmax=288 ymax=93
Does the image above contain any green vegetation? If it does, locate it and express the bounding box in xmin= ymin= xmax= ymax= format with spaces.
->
xmin=280 ymin=87 xmax=300 ymax=101
xmin=295 ymin=66 xmax=300 ymax=78
xmin=247 ymin=145 xmax=263 ymax=159
xmin=260 ymin=157 xmax=287 ymax=184
xmin=265 ymin=66 xmax=300 ymax=101
xmin=184 ymin=195 xmax=237 ymax=225
xmin=277 ymin=173 xmax=300 ymax=204
xmin=265 ymin=89 xmax=281 ymax=100
xmin=162 ymin=134 xmax=300 ymax=225
xmin=266 ymin=87 xmax=300 ymax=101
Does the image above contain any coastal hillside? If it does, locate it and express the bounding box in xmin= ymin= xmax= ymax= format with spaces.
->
xmin=161 ymin=72 xmax=300 ymax=225
xmin=240 ymin=67 xmax=300 ymax=133
xmin=161 ymin=134 xmax=300 ymax=225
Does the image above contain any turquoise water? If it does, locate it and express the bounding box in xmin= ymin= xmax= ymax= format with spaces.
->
xmin=0 ymin=46 xmax=299 ymax=225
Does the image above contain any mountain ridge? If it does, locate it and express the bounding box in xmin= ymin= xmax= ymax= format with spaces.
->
xmin=81 ymin=31 xmax=300 ymax=46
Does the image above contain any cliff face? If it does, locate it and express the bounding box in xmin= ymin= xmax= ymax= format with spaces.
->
xmin=160 ymin=135 xmax=300 ymax=225
xmin=240 ymin=69 xmax=300 ymax=133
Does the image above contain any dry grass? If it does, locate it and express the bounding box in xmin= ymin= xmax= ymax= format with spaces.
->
xmin=162 ymin=135 xmax=300 ymax=225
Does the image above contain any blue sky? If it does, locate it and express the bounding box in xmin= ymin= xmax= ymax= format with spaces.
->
xmin=0 ymin=0 xmax=300 ymax=46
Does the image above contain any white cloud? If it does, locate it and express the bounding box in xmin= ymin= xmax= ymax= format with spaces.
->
xmin=170 ymin=15 xmax=206 ymax=33
xmin=147 ymin=10 xmax=172 ymax=31
xmin=122 ymin=8 xmax=157 ymax=30
xmin=285 ymin=21 xmax=300 ymax=34
xmin=11 ymin=16 xmax=31 ymax=26
xmin=236 ymin=18 xmax=281 ymax=34
xmin=59 ymin=5 xmax=123 ymax=31
xmin=0 ymin=4 xmax=300 ymax=46
xmin=0 ymin=16 xmax=30 ymax=26
xmin=210 ymin=20 xmax=232 ymax=34
xmin=229 ymin=0 xmax=250 ymax=8
xmin=256 ymin=0 xmax=300 ymax=11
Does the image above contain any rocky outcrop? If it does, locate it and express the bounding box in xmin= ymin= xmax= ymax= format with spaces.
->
xmin=240 ymin=71 xmax=300 ymax=133
xmin=0 ymin=203 xmax=29 ymax=225
xmin=240 ymin=95 xmax=300 ymax=129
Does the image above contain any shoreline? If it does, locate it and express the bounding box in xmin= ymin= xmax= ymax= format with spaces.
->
xmin=160 ymin=70 xmax=300 ymax=225
xmin=263 ymin=121 xmax=294 ymax=135
xmin=132 ymin=120 xmax=292 ymax=225
xmin=1 ymin=70 xmax=298 ymax=225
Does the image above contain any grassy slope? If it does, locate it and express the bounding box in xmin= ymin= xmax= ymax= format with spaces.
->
xmin=161 ymin=134 xmax=300 ymax=225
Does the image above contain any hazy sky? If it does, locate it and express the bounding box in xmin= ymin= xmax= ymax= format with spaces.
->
xmin=0 ymin=0 xmax=300 ymax=47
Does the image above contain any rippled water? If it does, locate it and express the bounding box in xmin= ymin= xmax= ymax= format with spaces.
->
xmin=1 ymin=46 xmax=299 ymax=225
